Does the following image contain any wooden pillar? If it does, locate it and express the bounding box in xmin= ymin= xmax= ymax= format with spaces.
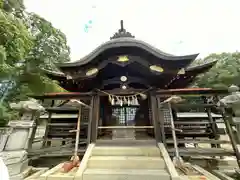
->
xmin=28 ymin=111 xmax=38 ymax=150
xmin=157 ymin=97 xmax=166 ymax=144
xmin=90 ymin=94 xmax=100 ymax=143
xmin=87 ymin=96 xmax=94 ymax=144
xmin=216 ymin=96 xmax=240 ymax=167
xmin=43 ymin=99 xmax=54 ymax=147
xmin=203 ymin=96 xmax=220 ymax=148
xmin=150 ymin=93 xmax=161 ymax=143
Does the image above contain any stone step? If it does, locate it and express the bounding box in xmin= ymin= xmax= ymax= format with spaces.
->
xmin=96 ymin=139 xmax=156 ymax=146
xmin=83 ymin=169 xmax=170 ymax=180
xmin=92 ymin=146 xmax=161 ymax=156
xmin=88 ymin=156 xmax=166 ymax=169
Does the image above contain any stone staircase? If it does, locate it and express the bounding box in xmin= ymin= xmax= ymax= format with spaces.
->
xmin=36 ymin=142 xmax=180 ymax=180
xmin=80 ymin=143 xmax=176 ymax=180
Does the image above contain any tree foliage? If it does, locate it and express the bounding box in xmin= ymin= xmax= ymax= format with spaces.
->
xmin=194 ymin=52 xmax=240 ymax=89
xmin=0 ymin=7 xmax=32 ymax=78
xmin=0 ymin=1 xmax=70 ymax=126
xmin=25 ymin=13 xmax=70 ymax=70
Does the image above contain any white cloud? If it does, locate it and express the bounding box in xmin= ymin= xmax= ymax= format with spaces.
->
xmin=24 ymin=0 xmax=240 ymax=60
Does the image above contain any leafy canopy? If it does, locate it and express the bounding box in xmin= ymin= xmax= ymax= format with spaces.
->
xmin=0 ymin=1 xmax=70 ymax=125
xmin=194 ymin=52 xmax=240 ymax=89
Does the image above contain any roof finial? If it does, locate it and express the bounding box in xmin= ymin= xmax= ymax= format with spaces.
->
xmin=110 ymin=20 xmax=135 ymax=39
xmin=120 ymin=20 xmax=124 ymax=31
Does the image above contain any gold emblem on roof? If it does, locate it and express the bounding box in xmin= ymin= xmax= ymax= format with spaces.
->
xmin=149 ymin=65 xmax=164 ymax=73
xmin=177 ymin=68 xmax=185 ymax=75
xmin=117 ymin=56 xmax=129 ymax=62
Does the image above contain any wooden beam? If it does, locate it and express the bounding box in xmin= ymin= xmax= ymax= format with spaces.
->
xmin=156 ymin=88 xmax=228 ymax=96
xmin=30 ymin=92 xmax=92 ymax=100
xmin=97 ymin=88 xmax=148 ymax=96
xmin=172 ymin=103 xmax=215 ymax=108
xmin=45 ymin=107 xmax=79 ymax=111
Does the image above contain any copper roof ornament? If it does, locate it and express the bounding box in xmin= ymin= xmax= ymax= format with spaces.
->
xmin=110 ymin=20 xmax=135 ymax=39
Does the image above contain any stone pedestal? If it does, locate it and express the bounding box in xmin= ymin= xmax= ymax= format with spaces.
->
xmin=112 ymin=129 xmax=136 ymax=140
xmin=233 ymin=117 xmax=240 ymax=141
xmin=0 ymin=151 xmax=28 ymax=177
xmin=0 ymin=120 xmax=35 ymax=180
xmin=0 ymin=128 xmax=11 ymax=151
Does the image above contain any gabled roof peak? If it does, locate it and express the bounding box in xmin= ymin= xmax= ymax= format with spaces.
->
xmin=110 ymin=20 xmax=135 ymax=39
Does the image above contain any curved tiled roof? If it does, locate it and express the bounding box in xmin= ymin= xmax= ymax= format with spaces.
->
xmin=58 ymin=37 xmax=198 ymax=68
xmin=43 ymin=20 xmax=216 ymax=91
xmin=57 ymin=20 xmax=198 ymax=68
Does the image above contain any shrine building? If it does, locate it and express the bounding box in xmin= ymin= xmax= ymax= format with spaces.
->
xmin=34 ymin=20 xmax=222 ymax=146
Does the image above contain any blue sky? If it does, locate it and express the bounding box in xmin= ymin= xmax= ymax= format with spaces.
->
xmin=24 ymin=0 xmax=240 ymax=61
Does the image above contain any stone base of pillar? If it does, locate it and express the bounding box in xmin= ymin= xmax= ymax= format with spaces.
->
xmin=10 ymin=173 xmax=26 ymax=180
xmin=0 ymin=150 xmax=28 ymax=180
xmin=112 ymin=129 xmax=136 ymax=140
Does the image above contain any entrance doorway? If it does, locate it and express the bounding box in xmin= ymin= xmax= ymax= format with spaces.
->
xmin=112 ymin=106 xmax=138 ymax=126
xmin=97 ymin=96 xmax=155 ymax=141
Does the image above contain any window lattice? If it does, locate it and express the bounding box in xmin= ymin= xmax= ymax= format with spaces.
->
xmin=161 ymin=107 xmax=172 ymax=127
xmin=112 ymin=107 xmax=137 ymax=125
xmin=81 ymin=107 xmax=89 ymax=122
xmin=126 ymin=107 xmax=137 ymax=125
xmin=149 ymin=107 xmax=152 ymax=123
xmin=113 ymin=108 xmax=125 ymax=125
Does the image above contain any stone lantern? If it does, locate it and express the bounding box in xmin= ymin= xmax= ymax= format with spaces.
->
xmin=0 ymin=98 xmax=45 ymax=180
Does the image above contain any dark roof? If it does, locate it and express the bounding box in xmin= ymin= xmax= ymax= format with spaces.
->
xmin=164 ymin=60 xmax=218 ymax=89
xmin=44 ymin=61 xmax=217 ymax=91
xmin=58 ymin=38 xmax=198 ymax=68
xmin=57 ymin=20 xmax=198 ymax=68
xmin=187 ymin=60 xmax=218 ymax=72
xmin=43 ymin=20 xmax=217 ymax=91
xmin=45 ymin=60 xmax=217 ymax=79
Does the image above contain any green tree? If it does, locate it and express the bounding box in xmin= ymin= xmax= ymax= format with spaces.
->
xmin=14 ymin=12 xmax=71 ymax=96
xmin=25 ymin=13 xmax=70 ymax=70
xmin=0 ymin=1 xmax=32 ymax=125
xmin=194 ymin=52 xmax=240 ymax=89
xmin=0 ymin=1 xmax=70 ymax=126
